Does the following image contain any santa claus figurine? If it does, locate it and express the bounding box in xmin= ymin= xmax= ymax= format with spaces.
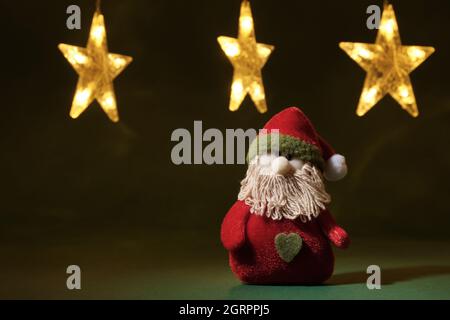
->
xmin=221 ymin=107 xmax=350 ymax=284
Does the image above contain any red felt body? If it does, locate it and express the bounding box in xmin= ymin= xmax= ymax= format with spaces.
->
xmin=221 ymin=201 xmax=350 ymax=284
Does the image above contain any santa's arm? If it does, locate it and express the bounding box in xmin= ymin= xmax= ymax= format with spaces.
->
xmin=317 ymin=209 xmax=350 ymax=249
xmin=221 ymin=201 xmax=250 ymax=252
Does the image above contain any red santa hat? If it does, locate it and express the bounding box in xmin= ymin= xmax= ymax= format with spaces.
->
xmin=247 ymin=107 xmax=347 ymax=181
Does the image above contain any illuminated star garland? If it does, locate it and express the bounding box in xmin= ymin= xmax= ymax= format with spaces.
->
xmin=59 ymin=0 xmax=133 ymax=122
xmin=218 ymin=0 xmax=274 ymax=113
xmin=340 ymin=3 xmax=435 ymax=117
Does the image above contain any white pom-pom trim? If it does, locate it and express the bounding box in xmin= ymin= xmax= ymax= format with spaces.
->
xmin=324 ymin=154 xmax=348 ymax=182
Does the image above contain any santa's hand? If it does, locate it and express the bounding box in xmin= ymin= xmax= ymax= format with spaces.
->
xmin=221 ymin=201 xmax=251 ymax=252
xmin=324 ymin=154 xmax=348 ymax=182
xmin=328 ymin=226 xmax=350 ymax=249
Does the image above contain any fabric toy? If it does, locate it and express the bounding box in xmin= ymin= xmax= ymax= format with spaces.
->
xmin=221 ymin=107 xmax=350 ymax=284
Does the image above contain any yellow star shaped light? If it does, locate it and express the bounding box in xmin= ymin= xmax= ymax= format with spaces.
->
xmin=59 ymin=8 xmax=132 ymax=122
xmin=218 ymin=0 xmax=274 ymax=113
xmin=340 ymin=4 xmax=434 ymax=117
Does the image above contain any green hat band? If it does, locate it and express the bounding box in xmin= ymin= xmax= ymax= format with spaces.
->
xmin=247 ymin=134 xmax=325 ymax=170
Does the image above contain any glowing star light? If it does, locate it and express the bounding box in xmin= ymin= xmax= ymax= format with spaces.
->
xmin=218 ymin=0 xmax=274 ymax=113
xmin=340 ymin=4 xmax=434 ymax=117
xmin=59 ymin=6 xmax=132 ymax=122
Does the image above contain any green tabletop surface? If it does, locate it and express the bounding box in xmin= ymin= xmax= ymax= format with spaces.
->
xmin=2 ymin=231 xmax=450 ymax=300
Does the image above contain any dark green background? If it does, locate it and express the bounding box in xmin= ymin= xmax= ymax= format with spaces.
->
xmin=1 ymin=0 xmax=449 ymax=299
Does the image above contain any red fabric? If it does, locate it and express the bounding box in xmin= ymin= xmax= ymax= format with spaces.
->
xmin=221 ymin=201 xmax=251 ymax=252
xmin=317 ymin=210 xmax=350 ymax=249
xmin=221 ymin=201 xmax=350 ymax=284
xmin=261 ymin=107 xmax=336 ymax=160
xmin=318 ymin=135 xmax=336 ymax=162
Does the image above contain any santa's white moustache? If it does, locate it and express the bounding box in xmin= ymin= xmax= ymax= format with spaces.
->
xmin=238 ymin=160 xmax=331 ymax=222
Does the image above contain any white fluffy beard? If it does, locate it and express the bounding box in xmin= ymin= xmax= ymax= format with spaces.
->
xmin=238 ymin=160 xmax=331 ymax=222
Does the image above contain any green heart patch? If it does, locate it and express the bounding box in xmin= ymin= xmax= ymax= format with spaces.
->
xmin=274 ymin=232 xmax=302 ymax=263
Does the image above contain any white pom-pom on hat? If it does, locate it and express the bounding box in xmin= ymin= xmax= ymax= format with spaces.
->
xmin=324 ymin=154 xmax=348 ymax=182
